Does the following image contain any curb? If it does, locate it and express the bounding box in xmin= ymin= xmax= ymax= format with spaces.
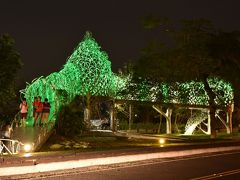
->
xmin=1 ymin=145 xmax=240 ymax=177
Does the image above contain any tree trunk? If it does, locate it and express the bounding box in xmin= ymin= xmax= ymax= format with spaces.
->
xmin=110 ymin=105 xmax=116 ymax=132
xmin=152 ymin=105 xmax=172 ymax=134
xmin=166 ymin=108 xmax=172 ymax=134
xmin=84 ymin=93 xmax=91 ymax=129
xmin=128 ymin=104 xmax=132 ymax=131
xmin=157 ymin=106 xmax=163 ymax=134
xmin=233 ymin=86 xmax=240 ymax=132
xmin=203 ymin=77 xmax=217 ymax=138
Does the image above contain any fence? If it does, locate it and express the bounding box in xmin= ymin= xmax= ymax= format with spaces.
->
xmin=0 ymin=139 xmax=23 ymax=155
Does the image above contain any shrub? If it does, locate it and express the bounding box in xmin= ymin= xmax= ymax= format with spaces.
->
xmin=56 ymin=96 xmax=85 ymax=137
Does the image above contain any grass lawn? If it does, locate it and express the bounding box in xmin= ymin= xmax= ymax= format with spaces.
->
xmin=39 ymin=131 xmax=160 ymax=152
xmin=39 ymin=130 xmax=240 ymax=153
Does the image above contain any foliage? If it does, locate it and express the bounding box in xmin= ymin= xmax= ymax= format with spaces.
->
xmin=207 ymin=31 xmax=240 ymax=124
xmin=0 ymin=34 xmax=22 ymax=122
xmin=21 ymin=32 xmax=114 ymax=125
xmin=134 ymin=18 xmax=238 ymax=135
xmin=115 ymin=73 xmax=233 ymax=106
xmin=56 ymin=96 xmax=85 ymax=137
xmin=136 ymin=18 xmax=239 ymax=107
xmin=136 ymin=19 xmax=216 ymax=82
xmin=20 ymin=28 xmax=236 ymax=136
xmin=65 ymin=31 xmax=114 ymax=96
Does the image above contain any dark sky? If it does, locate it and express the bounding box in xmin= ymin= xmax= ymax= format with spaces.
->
xmin=1 ymin=0 xmax=240 ymax=83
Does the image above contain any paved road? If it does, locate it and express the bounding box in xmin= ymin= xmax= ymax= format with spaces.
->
xmin=2 ymin=142 xmax=240 ymax=179
xmin=45 ymin=151 xmax=240 ymax=180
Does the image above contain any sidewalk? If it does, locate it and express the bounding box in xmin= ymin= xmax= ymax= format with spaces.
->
xmin=1 ymin=139 xmax=240 ymax=177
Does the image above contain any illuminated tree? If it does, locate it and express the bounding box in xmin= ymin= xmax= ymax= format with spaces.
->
xmin=135 ymin=19 xmax=232 ymax=137
xmin=208 ymin=31 xmax=240 ymax=129
xmin=115 ymin=73 xmax=233 ymax=106
xmin=21 ymin=30 xmax=234 ymax=135
xmin=64 ymin=31 xmax=114 ymax=126
xmin=22 ymin=32 xmax=114 ymax=128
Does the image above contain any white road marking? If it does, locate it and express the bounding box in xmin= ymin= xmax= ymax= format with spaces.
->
xmin=0 ymin=146 xmax=240 ymax=176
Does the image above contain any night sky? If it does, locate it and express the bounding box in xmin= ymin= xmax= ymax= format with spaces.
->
xmin=1 ymin=0 xmax=240 ymax=83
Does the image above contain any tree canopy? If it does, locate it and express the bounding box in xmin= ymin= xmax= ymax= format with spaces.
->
xmin=135 ymin=18 xmax=239 ymax=136
xmin=0 ymin=34 xmax=22 ymax=121
xmin=22 ymin=32 xmax=114 ymax=126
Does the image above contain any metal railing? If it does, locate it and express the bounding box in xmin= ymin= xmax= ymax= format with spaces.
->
xmin=1 ymin=111 xmax=56 ymax=154
xmin=0 ymin=139 xmax=23 ymax=155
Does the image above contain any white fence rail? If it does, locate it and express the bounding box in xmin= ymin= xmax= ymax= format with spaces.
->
xmin=0 ymin=139 xmax=23 ymax=155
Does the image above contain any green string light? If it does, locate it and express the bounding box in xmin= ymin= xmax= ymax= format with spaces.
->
xmin=114 ymin=76 xmax=233 ymax=106
xmin=20 ymin=32 xmax=233 ymax=126
xmin=21 ymin=32 xmax=114 ymax=125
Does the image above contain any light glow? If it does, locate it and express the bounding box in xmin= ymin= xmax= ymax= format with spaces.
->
xmin=23 ymin=153 xmax=32 ymax=157
xmin=159 ymin=138 xmax=165 ymax=144
xmin=23 ymin=144 xmax=32 ymax=152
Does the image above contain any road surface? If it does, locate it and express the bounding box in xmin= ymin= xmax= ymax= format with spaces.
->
xmin=48 ymin=151 xmax=240 ymax=180
xmin=6 ymin=150 xmax=240 ymax=180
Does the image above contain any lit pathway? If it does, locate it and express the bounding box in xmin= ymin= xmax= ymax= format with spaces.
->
xmin=12 ymin=127 xmax=42 ymax=145
xmin=11 ymin=124 xmax=54 ymax=152
xmin=1 ymin=146 xmax=240 ymax=177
